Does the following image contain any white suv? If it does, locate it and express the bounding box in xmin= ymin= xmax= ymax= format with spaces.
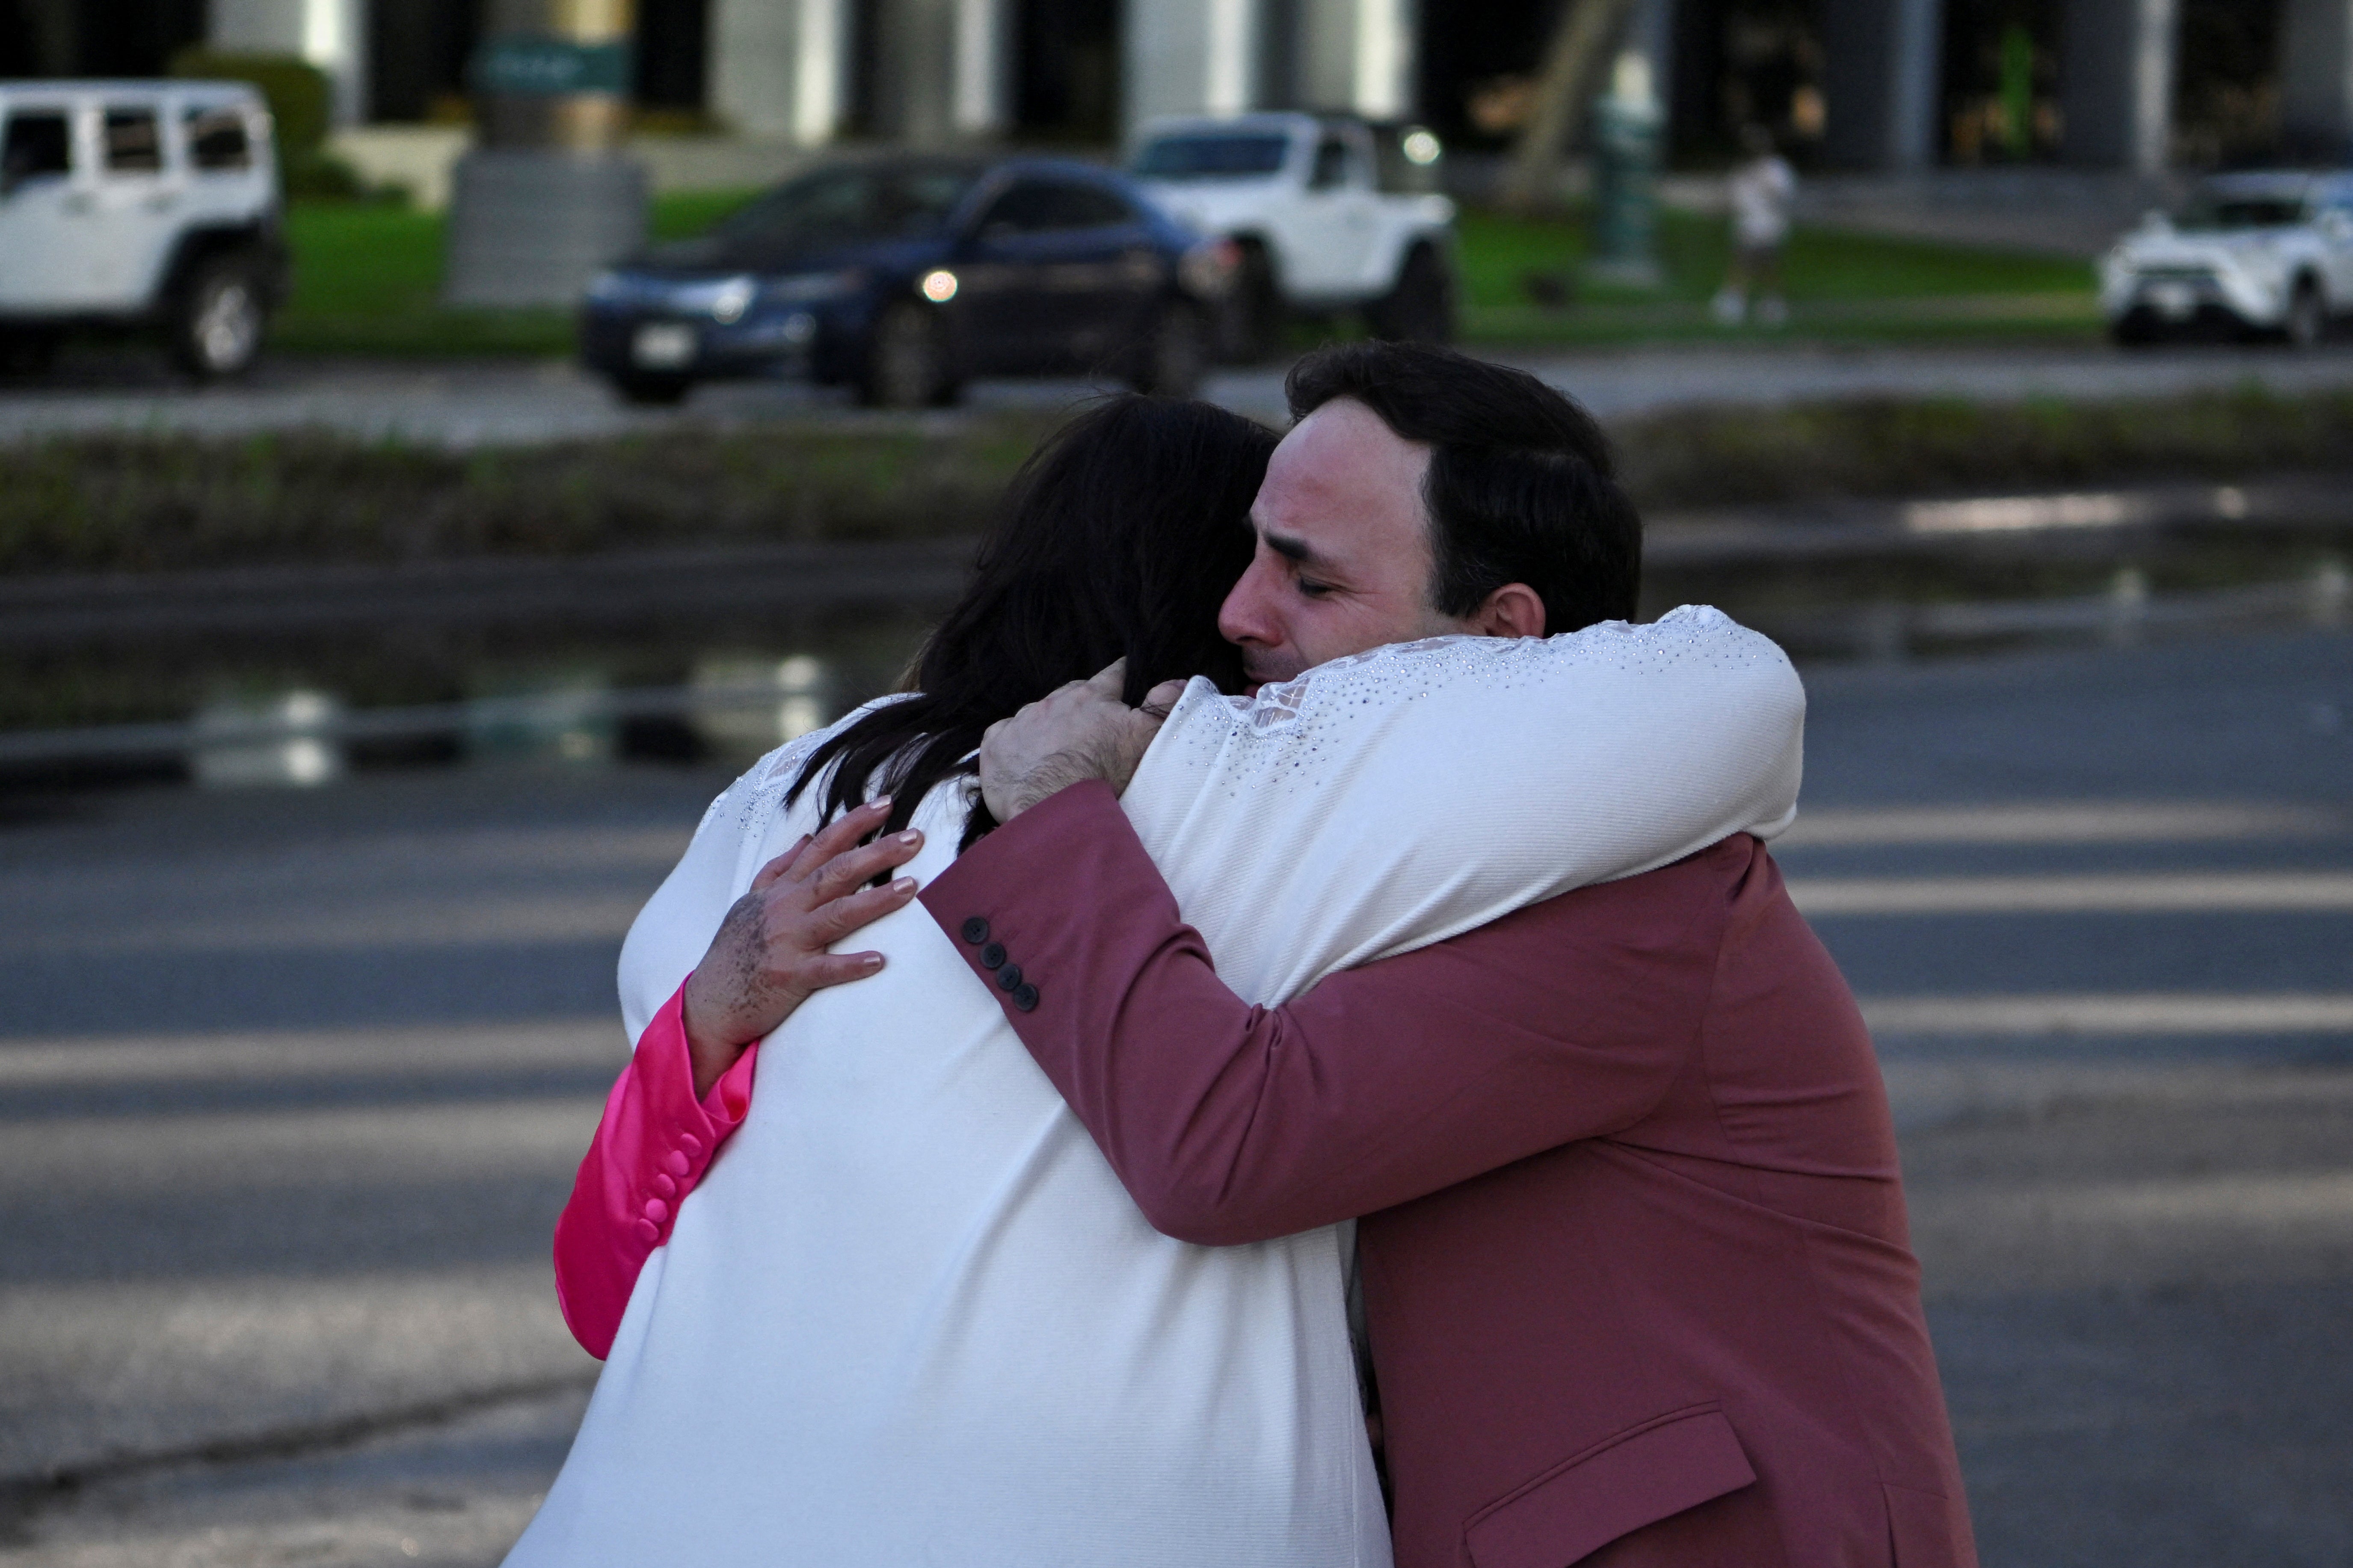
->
xmin=1129 ymin=112 xmax=1457 ymax=359
xmin=2100 ymin=171 xmax=2353 ymax=347
xmin=0 ymin=80 xmax=288 ymax=378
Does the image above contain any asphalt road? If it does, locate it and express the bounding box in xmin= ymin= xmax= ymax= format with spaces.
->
xmin=4 ymin=339 xmax=2353 ymax=444
xmin=2 ymin=626 xmax=2349 ymax=1567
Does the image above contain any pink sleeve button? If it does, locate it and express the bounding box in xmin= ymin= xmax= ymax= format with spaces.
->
xmin=661 ymin=1151 xmax=690 ymax=1178
xmin=652 ymin=1174 xmax=677 ymax=1199
xmin=642 ymin=1198 xmax=669 ymax=1224
xmin=632 ymin=1218 xmax=660 ymax=1244
xmin=679 ymin=1133 xmax=704 ymax=1157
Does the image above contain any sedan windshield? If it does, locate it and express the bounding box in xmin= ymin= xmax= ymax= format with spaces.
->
xmin=1131 ymin=134 xmax=1290 ymax=180
xmin=717 ymin=165 xmax=978 ymax=251
xmin=2176 ymin=191 xmax=2310 ymax=231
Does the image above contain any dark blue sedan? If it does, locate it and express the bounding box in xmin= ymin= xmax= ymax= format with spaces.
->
xmin=579 ymin=153 xmax=1236 ymax=407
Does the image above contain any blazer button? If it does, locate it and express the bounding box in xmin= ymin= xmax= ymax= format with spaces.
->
xmin=995 ymin=963 xmax=1023 ymax=992
xmin=961 ymin=917 xmax=990 ymax=945
xmin=661 ymin=1150 xmax=690 ymax=1178
xmin=980 ymin=941 xmax=1007 ymax=970
xmin=1013 ymin=983 xmax=1039 ymax=1013
xmin=643 ymin=1198 xmax=669 ymax=1224
xmin=679 ymin=1133 xmax=703 ymax=1157
xmin=633 ymin=1218 xmax=661 ymax=1244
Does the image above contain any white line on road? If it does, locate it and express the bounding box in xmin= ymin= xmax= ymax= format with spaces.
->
xmin=1861 ymin=993 xmax=2353 ymax=1035
xmin=1788 ymin=871 xmax=2353 ymax=914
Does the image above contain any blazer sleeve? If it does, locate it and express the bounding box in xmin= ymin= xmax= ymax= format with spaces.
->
xmin=917 ymin=782 xmax=1739 ymax=1247
xmin=552 ymin=980 xmax=758 ymax=1358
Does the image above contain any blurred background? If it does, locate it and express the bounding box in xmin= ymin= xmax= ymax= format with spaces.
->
xmin=2 ymin=2 xmax=2350 ymax=1565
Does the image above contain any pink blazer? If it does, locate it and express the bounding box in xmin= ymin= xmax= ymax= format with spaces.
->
xmin=552 ymin=983 xmax=754 ymax=1359
xmin=914 ymin=783 xmax=1978 ymax=1568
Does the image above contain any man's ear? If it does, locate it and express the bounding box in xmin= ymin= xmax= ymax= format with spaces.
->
xmin=1469 ymin=583 xmax=1546 ymax=639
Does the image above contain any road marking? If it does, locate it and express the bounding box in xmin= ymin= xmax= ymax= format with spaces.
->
xmin=1776 ymin=801 xmax=2343 ymax=847
xmin=1789 ymin=871 xmax=2353 ymax=914
xmin=1861 ymin=994 xmax=2353 ymax=1035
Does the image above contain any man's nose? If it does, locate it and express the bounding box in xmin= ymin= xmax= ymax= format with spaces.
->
xmin=1218 ymin=562 xmax=1278 ymax=648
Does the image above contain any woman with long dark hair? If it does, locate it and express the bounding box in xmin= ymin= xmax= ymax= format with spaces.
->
xmin=509 ymin=393 xmax=1805 ymax=1568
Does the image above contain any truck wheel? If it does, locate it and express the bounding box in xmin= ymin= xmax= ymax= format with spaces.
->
xmin=0 ymin=328 xmax=60 ymax=377
xmin=613 ymin=372 xmax=693 ymax=406
xmin=859 ymin=302 xmax=961 ymax=408
xmin=2282 ymin=278 xmax=2326 ymax=349
xmin=1366 ymin=243 xmax=1455 ymax=345
xmin=170 ymin=252 xmax=269 ymax=380
xmin=1131 ymin=301 xmax=1206 ymax=397
xmin=1221 ymin=243 xmax=1283 ymax=363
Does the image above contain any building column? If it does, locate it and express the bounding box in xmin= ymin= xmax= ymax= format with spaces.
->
xmin=869 ymin=0 xmax=1010 ymax=145
xmin=1818 ymin=0 xmax=1942 ymax=170
xmin=1298 ymin=0 xmax=1413 ymax=118
xmin=708 ymin=0 xmax=852 ymax=143
xmin=2282 ymin=0 xmax=2353 ymax=159
xmin=1124 ymin=0 xmax=1260 ymax=136
xmin=209 ymin=0 xmax=370 ymax=124
xmin=2060 ymin=0 xmax=2178 ymax=174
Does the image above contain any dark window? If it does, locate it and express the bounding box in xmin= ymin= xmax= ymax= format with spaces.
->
xmin=1309 ymin=136 xmax=1352 ymax=189
xmin=1 ymin=112 xmax=72 ymax=182
xmin=184 ymin=106 xmax=251 ymax=171
xmin=1130 ymin=133 xmax=1289 ymax=180
xmin=980 ymin=178 xmax=1133 ymax=233
xmin=716 ymin=164 xmax=977 ymax=249
xmin=2178 ymin=192 xmax=2309 ymax=230
xmin=104 ymin=107 xmax=163 ymax=173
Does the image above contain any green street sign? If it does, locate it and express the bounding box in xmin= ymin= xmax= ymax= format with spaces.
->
xmin=471 ymin=35 xmax=633 ymax=97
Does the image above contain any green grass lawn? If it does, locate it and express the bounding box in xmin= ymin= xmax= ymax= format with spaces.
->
xmin=1454 ymin=204 xmax=2101 ymax=345
xmin=269 ymin=189 xmax=766 ymax=358
xmin=267 ymin=189 xmax=2103 ymax=358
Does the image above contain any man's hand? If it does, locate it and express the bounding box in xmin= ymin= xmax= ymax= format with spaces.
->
xmin=980 ymin=660 xmax=1188 ymax=822
xmin=681 ymin=799 xmax=923 ymax=1098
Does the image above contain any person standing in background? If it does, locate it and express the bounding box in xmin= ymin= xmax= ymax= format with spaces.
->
xmin=1713 ymin=124 xmax=1797 ymax=328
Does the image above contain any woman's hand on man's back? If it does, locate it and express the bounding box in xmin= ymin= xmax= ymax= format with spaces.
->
xmin=680 ymin=799 xmax=925 ymax=1098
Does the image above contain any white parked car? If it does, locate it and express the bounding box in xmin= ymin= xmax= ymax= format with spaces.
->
xmin=0 ymin=80 xmax=288 ymax=378
xmin=1129 ymin=112 xmax=1456 ymax=358
xmin=2099 ymin=171 xmax=2353 ymax=347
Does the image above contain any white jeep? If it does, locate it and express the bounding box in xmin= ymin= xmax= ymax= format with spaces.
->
xmin=2100 ymin=170 xmax=2353 ymax=348
xmin=1129 ymin=112 xmax=1457 ymax=359
xmin=0 ymin=80 xmax=289 ymax=378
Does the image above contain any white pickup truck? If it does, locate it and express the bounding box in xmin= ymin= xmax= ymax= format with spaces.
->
xmin=0 ymin=79 xmax=288 ymax=378
xmin=1129 ymin=112 xmax=1457 ymax=359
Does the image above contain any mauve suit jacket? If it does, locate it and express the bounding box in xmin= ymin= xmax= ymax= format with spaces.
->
xmin=918 ymin=781 xmax=1977 ymax=1568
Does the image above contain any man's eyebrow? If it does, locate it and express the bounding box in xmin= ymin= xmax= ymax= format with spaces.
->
xmin=1262 ymin=530 xmax=1330 ymax=569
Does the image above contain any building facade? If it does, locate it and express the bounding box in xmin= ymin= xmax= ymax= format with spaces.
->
xmin=3 ymin=0 xmax=2350 ymax=169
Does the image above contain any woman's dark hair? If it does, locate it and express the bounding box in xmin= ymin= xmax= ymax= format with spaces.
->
xmin=1286 ymin=341 xmax=1640 ymax=634
xmin=787 ymin=395 xmax=1272 ymax=850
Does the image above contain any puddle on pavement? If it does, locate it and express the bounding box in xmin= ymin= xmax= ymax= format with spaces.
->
xmin=2 ymin=522 xmax=2347 ymax=792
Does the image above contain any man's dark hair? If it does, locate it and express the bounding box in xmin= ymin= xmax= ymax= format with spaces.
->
xmin=1286 ymin=341 xmax=1640 ymax=633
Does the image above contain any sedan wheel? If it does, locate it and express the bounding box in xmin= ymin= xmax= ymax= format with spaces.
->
xmin=1131 ymin=301 xmax=1206 ymax=397
xmin=861 ymin=302 xmax=959 ymax=408
xmin=172 ymin=254 xmax=267 ymax=380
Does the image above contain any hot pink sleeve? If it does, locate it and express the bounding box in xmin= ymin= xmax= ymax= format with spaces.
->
xmin=552 ymin=980 xmax=756 ymax=1359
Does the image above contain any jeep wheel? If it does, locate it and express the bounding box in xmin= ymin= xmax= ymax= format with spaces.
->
xmin=2283 ymin=277 xmax=2326 ymax=349
xmin=1130 ymin=301 xmax=1206 ymax=397
xmin=613 ymin=372 xmax=693 ymax=406
xmin=0 ymin=328 xmax=60 ymax=377
xmin=859 ymin=302 xmax=960 ymax=408
xmin=171 ymin=254 xmax=268 ymax=380
xmin=1366 ymin=243 xmax=1455 ymax=344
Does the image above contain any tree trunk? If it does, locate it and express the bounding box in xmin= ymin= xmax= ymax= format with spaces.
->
xmin=1501 ymin=0 xmax=1642 ymax=213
